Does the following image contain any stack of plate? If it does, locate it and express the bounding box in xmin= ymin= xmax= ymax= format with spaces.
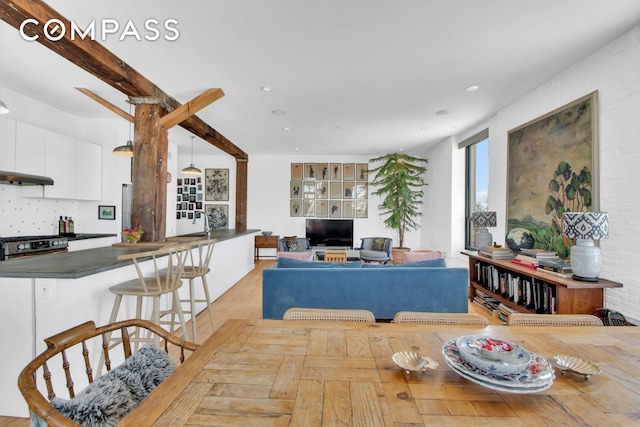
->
xmin=442 ymin=335 xmax=555 ymax=393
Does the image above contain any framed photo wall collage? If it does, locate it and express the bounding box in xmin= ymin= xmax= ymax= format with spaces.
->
xmin=290 ymin=163 xmax=369 ymax=218
xmin=176 ymin=168 xmax=230 ymax=230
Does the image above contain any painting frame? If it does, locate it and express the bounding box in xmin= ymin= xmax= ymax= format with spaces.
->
xmin=205 ymin=168 xmax=229 ymax=201
xmin=204 ymin=204 xmax=229 ymax=230
xmin=98 ymin=205 xmax=116 ymax=220
xmin=506 ymin=91 xmax=599 ymax=258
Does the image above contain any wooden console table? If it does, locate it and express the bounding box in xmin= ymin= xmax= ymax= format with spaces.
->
xmin=254 ymin=235 xmax=279 ymax=260
xmin=463 ymin=251 xmax=622 ymax=315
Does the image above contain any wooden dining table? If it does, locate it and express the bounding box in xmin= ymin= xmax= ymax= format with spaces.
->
xmin=120 ymin=319 xmax=640 ymax=426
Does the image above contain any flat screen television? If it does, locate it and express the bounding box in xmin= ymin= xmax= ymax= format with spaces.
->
xmin=305 ymin=219 xmax=354 ymax=248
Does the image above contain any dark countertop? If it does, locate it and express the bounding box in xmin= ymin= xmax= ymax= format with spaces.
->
xmin=67 ymin=233 xmax=117 ymax=241
xmin=0 ymin=229 xmax=259 ymax=279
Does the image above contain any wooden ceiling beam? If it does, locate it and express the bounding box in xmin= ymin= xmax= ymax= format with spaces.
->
xmin=0 ymin=0 xmax=248 ymax=160
xmin=75 ymin=88 xmax=134 ymax=122
xmin=159 ymin=88 xmax=225 ymax=129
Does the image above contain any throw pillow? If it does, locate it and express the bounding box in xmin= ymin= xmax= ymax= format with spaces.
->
xmin=283 ymin=236 xmax=300 ymax=252
xmin=37 ymin=345 xmax=176 ymax=427
xmin=371 ymin=238 xmax=387 ymax=252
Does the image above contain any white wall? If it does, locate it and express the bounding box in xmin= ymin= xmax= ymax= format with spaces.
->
xmin=246 ymin=154 xmax=421 ymax=249
xmin=425 ymin=24 xmax=640 ymax=320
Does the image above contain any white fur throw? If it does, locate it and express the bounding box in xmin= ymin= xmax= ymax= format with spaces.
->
xmin=30 ymin=344 xmax=176 ymax=427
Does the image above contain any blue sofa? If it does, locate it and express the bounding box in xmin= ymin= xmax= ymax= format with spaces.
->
xmin=262 ymin=258 xmax=469 ymax=320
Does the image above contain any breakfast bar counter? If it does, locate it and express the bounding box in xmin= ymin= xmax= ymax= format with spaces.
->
xmin=0 ymin=229 xmax=259 ymax=279
xmin=0 ymin=229 xmax=259 ymax=418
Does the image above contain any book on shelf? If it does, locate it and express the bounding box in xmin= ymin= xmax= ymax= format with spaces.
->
xmin=479 ymin=246 xmax=515 ymax=259
xmin=536 ymin=267 xmax=573 ymax=279
xmin=511 ymin=257 xmax=538 ymax=269
xmin=518 ymin=248 xmax=559 ymax=259
xmin=537 ymin=258 xmax=573 ymax=271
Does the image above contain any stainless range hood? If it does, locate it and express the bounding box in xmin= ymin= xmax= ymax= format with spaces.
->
xmin=0 ymin=170 xmax=54 ymax=186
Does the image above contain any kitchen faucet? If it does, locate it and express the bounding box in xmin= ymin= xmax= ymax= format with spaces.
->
xmin=193 ymin=211 xmax=211 ymax=235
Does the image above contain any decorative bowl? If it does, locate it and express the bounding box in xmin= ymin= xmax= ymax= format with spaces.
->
xmin=456 ymin=335 xmax=532 ymax=375
xmin=261 ymin=231 xmax=273 ymax=236
xmin=474 ymin=337 xmax=515 ymax=362
xmin=122 ymin=229 xmax=144 ymax=243
xmin=553 ymin=355 xmax=601 ymax=379
xmin=392 ymin=351 xmax=439 ymax=375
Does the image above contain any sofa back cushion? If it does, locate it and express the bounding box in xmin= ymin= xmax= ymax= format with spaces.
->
xmin=361 ymin=258 xmax=446 ymax=268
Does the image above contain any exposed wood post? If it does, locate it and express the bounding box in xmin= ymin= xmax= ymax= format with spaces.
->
xmin=131 ymin=102 xmax=168 ymax=242
xmin=235 ymin=159 xmax=248 ymax=230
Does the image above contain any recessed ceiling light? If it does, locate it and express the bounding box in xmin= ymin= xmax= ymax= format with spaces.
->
xmin=420 ymin=127 xmax=429 ymax=131
xmin=293 ymin=147 xmax=299 ymax=151
xmin=465 ymin=85 xmax=479 ymax=92
xmin=261 ymin=86 xmax=272 ymax=92
xmin=272 ymin=109 xmax=287 ymax=115
xmin=436 ymin=109 xmax=450 ymax=115
xmin=282 ymin=127 xmax=290 ymax=131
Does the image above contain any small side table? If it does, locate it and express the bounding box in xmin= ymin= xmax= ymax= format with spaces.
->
xmin=255 ymin=235 xmax=279 ymax=260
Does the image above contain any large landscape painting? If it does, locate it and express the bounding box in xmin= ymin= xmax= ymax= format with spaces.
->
xmin=506 ymin=92 xmax=598 ymax=258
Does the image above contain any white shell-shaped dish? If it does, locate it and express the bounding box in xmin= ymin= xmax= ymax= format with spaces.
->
xmin=554 ymin=355 xmax=601 ymax=378
xmin=392 ymin=351 xmax=439 ymax=374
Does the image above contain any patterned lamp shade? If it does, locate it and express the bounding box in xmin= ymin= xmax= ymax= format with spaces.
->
xmin=472 ymin=211 xmax=497 ymax=228
xmin=562 ymin=212 xmax=609 ymax=240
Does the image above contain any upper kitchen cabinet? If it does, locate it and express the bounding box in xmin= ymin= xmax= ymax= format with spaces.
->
xmin=15 ymin=122 xmax=46 ymax=175
xmin=0 ymin=117 xmax=17 ymax=171
xmin=43 ymin=131 xmax=76 ymax=199
xmin=19 ymin=124 xmax=102 ymax=200
xmin=75 ymin=140 xmax=102 ymax=200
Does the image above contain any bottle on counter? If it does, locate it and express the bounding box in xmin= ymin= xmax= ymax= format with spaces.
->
xmin=64 ymin=216 xmax=68 ymax=235
xmin=58 ymin=216 xmax=65 ymax=235
xmin=68 ymin=217 xmax=75 ymax=235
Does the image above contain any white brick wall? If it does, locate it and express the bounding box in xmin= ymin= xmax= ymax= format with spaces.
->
xmin=424 ymin=24 xmax=640 ymax=323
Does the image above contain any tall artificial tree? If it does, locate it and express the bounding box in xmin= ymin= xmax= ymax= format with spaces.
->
xmin=368 ymin=152 xmax=428 ymax=248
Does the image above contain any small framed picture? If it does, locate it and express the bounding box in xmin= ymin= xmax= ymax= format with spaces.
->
xmin=303 ymin=199 xmax=315 ymax=217
xmin=329 ymin=163 xmax=342 ymax=180
xmin=330 ymin=182 xmax=342 ymax=199
xmin=343 ymin=182 xmax=355 ymax=198
xmin=329 ymin=200 xmax=341 ymax=218
xmin=316 ymin=200 xmax=328 ymax=217
xmin=317 ymin=163 xmax=329 ymax=180
xmin=98 ymin=205 xmax=116 ymax=220
xmin=291 ymin=163 xmax=303 ymax=180
xmin=343 ymin=201 xmax=355 ymax=218
xmin=188 ymin=212 xmax=194 ymax=220
xmin=356 ymin=200 xmax=368 ymax=218
xmin=343 ymin=163 xmax=355 ymax=180
xmin=356 ymin=163 xmax=369 ymax=181
xmin=177 ymin=178 xmax=183 ymax=186
xmin=304 ymin=163 xmax=317 ymax=179
xmin=290 ymin=181 xmax=302 ymax=198
xmin=290 ymin=200 xmax=302 ymax=217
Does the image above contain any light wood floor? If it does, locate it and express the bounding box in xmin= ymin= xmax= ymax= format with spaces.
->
xmin=2 ymin=259 xmax=498 ymax=426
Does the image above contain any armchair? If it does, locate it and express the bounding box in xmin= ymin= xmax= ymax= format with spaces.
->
xmin=358 ymin=237 xmax=392 ymax=263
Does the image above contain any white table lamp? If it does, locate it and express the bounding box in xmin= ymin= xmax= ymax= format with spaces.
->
xmin=472 ymin=211 xmax=497 ymax=249
xmin=562 ymin=212 xmax=609 ymax=282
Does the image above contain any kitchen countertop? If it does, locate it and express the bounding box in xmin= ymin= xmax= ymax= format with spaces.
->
xmin=0 ymin=229 xmax=259 ymax=279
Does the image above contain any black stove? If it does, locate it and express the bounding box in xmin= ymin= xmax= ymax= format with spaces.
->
xmin=0 ymin=235 xmax=69 ymax=260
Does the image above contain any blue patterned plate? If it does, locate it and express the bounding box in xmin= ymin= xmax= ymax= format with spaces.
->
xmin=442 ymin=340 xmax=554 ymax=389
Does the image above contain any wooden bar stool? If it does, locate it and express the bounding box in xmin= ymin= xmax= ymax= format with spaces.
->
xmin=178 ymin=238 xmax=217 ymax=341
xmin=107 ymin=244 xmax=191 ymax=341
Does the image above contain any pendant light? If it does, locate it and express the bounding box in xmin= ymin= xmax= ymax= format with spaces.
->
xmin=182 ymin=136 xmax=202 ymax=175
xmin=0 ymin=99 xmax=9 ymax=114
xmin=112 ymin=101 xmax=134 ymax=157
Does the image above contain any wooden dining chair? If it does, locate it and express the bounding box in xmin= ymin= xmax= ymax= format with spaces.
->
xmin=393 ymin=311 xmax=489 ymax=326
xmin=19 ymin=319 xmax=198 ymax=427
xmin=283 ymin=307 xmax=376 ymax=322
xmin=323 ymin=249 xmax=348 ymax=263
xmin=506 ymin=313 xmax=604 ymax=326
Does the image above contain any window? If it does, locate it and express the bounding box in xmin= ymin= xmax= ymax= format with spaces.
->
xmin=459 ymin=129 xmax=489 ymax=249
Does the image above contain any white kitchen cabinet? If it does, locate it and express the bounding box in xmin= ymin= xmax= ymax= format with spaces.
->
xmin=15 ymin=122 xmax=46 ymax=175
xmin=75 ymin=140 xmax=102 ymax=200
xmin=0 ymin=117 xmax=17 ymax=171
xmin=44 ymin=131 xmax=77 ymax=199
